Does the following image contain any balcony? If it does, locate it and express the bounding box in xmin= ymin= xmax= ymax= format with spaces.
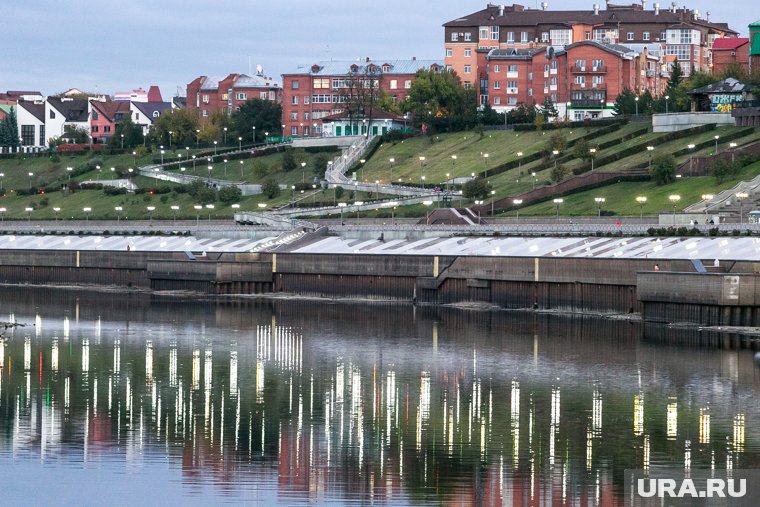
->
xmin=572 ymin=83 xmax=606 ymax=91
xmin=570 ymin=65 xmax=608 ymax=74
xmin=571 ymin=98 xmax=606 ymax=108
xmin=506 ymin=71 xmax=519 ymax=78
xmin=507 ymin=87 xmax=519 ymax=94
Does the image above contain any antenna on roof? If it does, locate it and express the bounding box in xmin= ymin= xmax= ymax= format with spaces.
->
xmin=256 ymin=64 xmax=263 ymax=75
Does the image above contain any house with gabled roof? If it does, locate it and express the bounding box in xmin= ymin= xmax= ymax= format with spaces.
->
xmin=16 ymin=100 xmax=46 ymax=150
xmin=90 ymin=100 xmax=131 ymax=144
xmin=130 ymin=101 xmax=173 ymax=135
xmin=45 ymin=97 xmax=90 ymax=142
xmin=711 ymin=38 xmax=749 ymax=74
xmin=186 ymin=71 xmax=281 ymax=120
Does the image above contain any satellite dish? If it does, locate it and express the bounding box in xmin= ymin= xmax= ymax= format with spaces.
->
xmin=256 ymin=64 xmax=263 ymax=75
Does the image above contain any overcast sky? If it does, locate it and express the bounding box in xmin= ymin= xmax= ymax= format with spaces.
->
xmin=1 ymin=0 xmax=754 ymax=99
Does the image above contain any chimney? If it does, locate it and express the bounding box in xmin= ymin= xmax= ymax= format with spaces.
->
xmin=706 ymin=11 xmax=710 ymax=21
xmin=499 ymin=4 xmax=505 ymax=16
xmin=541 ymin=1 xmax=548 ymax=10
xmin=412 ymin=56 xmax=416 ymax=61
xmin=594 ymin=3 xmax=599 ymax=15
xmin=654 ymin=2 xmax=660 ymax=15
xmin=694 ymin=9 xmax=700 ymax=19
xmin=671 ymin=2 xmax=677 ymax=12
xmin=642 ymin=0 xmax=647 ymax=10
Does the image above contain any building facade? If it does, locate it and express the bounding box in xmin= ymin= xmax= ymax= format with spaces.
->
xmin=186 ymin=73 xmax=281 ymax=120
xmin=444 ymin=2 xmax=737 ymax=106
xmin=281 ymin=58 xmax=442 ymax=137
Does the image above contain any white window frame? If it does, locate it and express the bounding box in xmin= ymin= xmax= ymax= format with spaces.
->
xmin=627 ymin=32 xmax=634 ymax=41
xmin=479 ymin=26 xmax=488 ymax=40
xmin=464 ymin=64 xmax=472 ymax=74
xmin=464 ymin=48 xmax=471 ymax=57
xmin=446 ymin=48 xmax=453 ymax=57
xmin=464 ymin=32 xmax=472 ymax=41
xmin=451 ymin=32 xmax=459 ymax=42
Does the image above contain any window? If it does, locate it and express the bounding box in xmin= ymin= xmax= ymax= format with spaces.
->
xmin=464 ymin=64 xmax=472 ymax=74
xmin=445 ymin=64 xmax=452 ymax=71
xmin=507 ymin=64 xmax=518 ymax=73
xmin=541 ymin=32 xmax=549 ymax=42
xmin=627 ymin=32 xmax=634 ymax=41
xmin=551 ymin=60 xmax=558 ymax=70
xmin=643 ymin=31 xmax=650 ymax=41
xmin=574 ymin=76 xmax=586 ymax=85
xmin=104 ymin=125 xmax=111 ymax=133
xmin=491 ymin=26 xmax=499 ymax=40
xmin=493 ymin=81 xmax=501 ymax=90
xmin=20 ymin=125 xmax=33 ymax=146
xmin=290 ymin=112 xmax=298 ymax=120
xmin=390 ymin=79 xmax=398 ymax=89
xmin=507 ymin=80 xmax=517 ymax=88
xmin=528 ymin=72 xmax=533 ymax=80
xmin=551 ymin=94 xmax=558 ymax=102
xmin=446 ymin=48 xmax=452 ymax=57
xmin=392 ymin=95 xmax=398 ymax=103
xmin=666 ymin=45 xmax=690 ymax=60
xmin=202 ymin=110 xmax=208 ymax=117
xmin=593 ymin=28 xmax=618 ymax=42
xmin=592 ymin=75 xmax=604 ymax=85
xmin=521 ymin=31 xmax=528 ymax=43
xmin=269 ymin=91 xmax=275 ymax=100
xmin=479 ymin=26 xmax=488 ymax=40
xmin=304 ymin=96 xmax=310 ymax=105
xmin=544 ymin=64 xmax=549 ymax=72
xmin=464 ymin=32 xmax=472 ymax=41
xmin=592 ymin=59 xmax=604 ymax=68
xmin=236 ymin=92 xmax=247 ymax=101
xmin=585 ymin=31 xmax=591 ymax=40
xmin=49 ymin=110 xmax=55 ymax=119
xmin=39 ymin=125 xmax=44 ymax=146
xmin=202 ymin=95 xmax=209 ymax=103
xmin=312 ymin=94 xmax=332 ymax=103
xmin=508 ymin=97 xmax=517 ymax=105
xmin=382 ymin=65 xmax=391 ymax=72
xmin=464 ymin=48 xmax=471 ymax=57
xmin=550 ymin=29 xmax=571 ymax=45
xmin=291 ymin=127 xmax=298 ymax=136
xmin=152 ymin=111 xmax=160 ymax=118
xmin=92 ymin=110 xmax=99 ymax=120
xmin=494 ymin=96 xmax=501 ymax=105
xmin=404 ymin=80 xmax=412 ymax=89
xmin=494 ymin=64 xmax=500 ymax=73
xmin=260 ymin=91 xmax=268 ymax=100
xmin=313 ymin=78 xmax=330 ymax=89
xmin=91 ymin=125 xmax=98 ymax=133
xmin=304 ymin=112 xmax=310 ymax=120
xmin=451 ymin=32 xmax=459 ymax=42
xmin=292 ymin=80 xmax=299 ymax=89
xmin=679 ymin=29 xmax=692 ymax=44
xmin=291 ymin=96 xmax=298 ymax=105
xmin=551 ymin=77 xmax=558 ymax=86
xmin=463 ymin=81 xmax=472 ymax=89
xmin=528 ymin=88 xmax=533 ymax=97
xmin=575 ymin=59 xmax=586 ymax=68
xmin=222 ymin=93 xmax=228 ymax=101
xmin=507 ymin=31 xmax=514 ymax=43
xmin=660 ymin=32 xmax=666 ymax=41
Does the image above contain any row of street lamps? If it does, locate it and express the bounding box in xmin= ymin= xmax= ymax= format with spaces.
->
xmin=6 ymin=203 xmax=253 ymax=223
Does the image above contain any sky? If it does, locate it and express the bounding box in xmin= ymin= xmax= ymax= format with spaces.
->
xmin=1 ymin=0 xmax=755 ymax=99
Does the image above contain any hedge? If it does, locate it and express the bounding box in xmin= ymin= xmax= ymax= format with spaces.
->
xmin=513 ymin=117 xmax=628 ymax=131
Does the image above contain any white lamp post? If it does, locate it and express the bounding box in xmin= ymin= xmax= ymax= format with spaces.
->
xmin=513 ymin=198 xmax=523 ymax=223
xmin=301 ymin=161 xmax=307 ymax=184
xmin=589 ymin=148 xmax=597 ymax=172
xmin=194 ymin=205 xmax=202 ymax=225
xmin=53 ymin=207 xmax=61 ymax=221
xmin=25 ymin=207 xmax=33 ymax=221
xmin=115 ymin=206 xmax=123 ymax=222
xmin=146 ymin=205 xmax=155 ymax=222
xmin=687 ymin=144 xmax=695 ymax=176
xmin=389 ymin=157 xmax=395 ymax=183
xmin=83 ymin=207 xmax=91 ymax=222
xmin=646 ymin=146 xmax=654 ymax=170
xmin=553 ymin=198 xmax=563 ymax=220
xmin=714 ymin=135 xmax=720 ymax=154
xmin=594 ymin=196 xmax=605 ymax=217
xmin=669 ymin=194 xmax=681 ymax=221
xmin=737 ymin=192 xmax=749 ymax=224
xmin=170 ymin=205 xmax=179 ymax=223
xmin=636 ymin=196 xmax=647 ymax=220
xmin=205 ymin=203 xmax=214 ymax=221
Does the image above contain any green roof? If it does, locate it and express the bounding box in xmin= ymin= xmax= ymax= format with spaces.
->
xmin=0 ymin=104 xmax=14 ymax=114
xmin=750 ymin=19 xmax=760 ymax=28
xmin=752 ymin=32 xmax=760 ymax=56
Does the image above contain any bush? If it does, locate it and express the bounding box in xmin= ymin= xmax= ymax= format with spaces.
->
xmin=462 ymin=177 xmax=491 ymax=199
xmin=103 ymin=187 xmax=128 ymax=196
xmin=218 ymin=185 xmax=242 ymax=204
xmin=550 ymin=163 xmax=570 ymax=183
xmin=261 ymin=179 xmax=281 ymax=199
xmin=711 ymin=158 xmax=740 ymax=183
xmin=649 ymin=153 xmax=676 ymax=185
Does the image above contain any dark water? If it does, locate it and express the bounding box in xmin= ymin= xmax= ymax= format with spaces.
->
xmin=0 ymin=287 xmax=758 ymax=506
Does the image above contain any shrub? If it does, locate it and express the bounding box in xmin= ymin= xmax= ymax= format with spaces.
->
xmin=261 ymin=178 xmax=280 ymax=199
xmin=550 ymin=163 xmax=570 ymax=183
xmin=218 ymin=185 xmax=242 ymax=204
xmin=649 ymin=153 xmax=676 ymax=185
xmin=462 ymin=177 xmax=491 ymax=199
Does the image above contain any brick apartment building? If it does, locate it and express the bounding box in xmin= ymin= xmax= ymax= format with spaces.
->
xmin=711 ymin=38 xmax=750 ymax=75
xmin=483 ymin=40 xmax=662 ymax=119
xmin=281 ymin=58 xmax=442 ymax=137
xmin=186 ymin=72 xmax=282 ymax=119
xmin=444 ymin=2 xmax=737 ymax=115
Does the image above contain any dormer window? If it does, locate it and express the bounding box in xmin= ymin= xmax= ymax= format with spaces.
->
xmin=382 ymin=64 xmax=391 ymax=72
xmin=153 ymin=111 xmax=160 ymax=118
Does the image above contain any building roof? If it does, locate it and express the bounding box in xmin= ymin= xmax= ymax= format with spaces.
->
xmin=286 ymin=59 xmax=443 ymax=76
xmin=47 ymin=97 xmax=89 ymax=122
xmin=147 ymin=85 xmax=163 ymax=102
xmin=567 ymin=40 xmax=635 ymax=57
xmin=752 ymin=32 xmax=760 ymax=56
xmin=486 ymin=47 xmax=543 ymax=60
xmin=712 ymin=38 xmax=749 ymax=50
xmin=750 ymin=19 xmax=760 ymax=28
xmin=90 ymin=100 xmax=131 ymax=122
xmin=320 ymin=107 xmax=407 ymax=122
xmin=17 ymin=100 xmax=45 ymax=122
xmin=173 ymin=96 xmax=187 ymax=108
xmin=132 ymin=101 xmax=172 ymax=121
xmin=689 ymin=77 xmax=750 ymax=95
xmin=198 ymin=73 xmax=280 ymax=91
xmin=443 ymin=5 xmax=736 ymax=35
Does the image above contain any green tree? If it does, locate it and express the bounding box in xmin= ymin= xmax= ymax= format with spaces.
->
xmin=546 ymin=131 xmax=567 ymax=153
xmin=649 ymin=153 xmax=677 ymax=185
xmin=261 ymin=178 xmax=280 ymax=199
xmin=540 ymin=97 xmax=559 ymax=120
xmin=281 ymin=147 xmax=297 ymax=172
xmin=150 ymin=108 xmax=200 ymax=147
xmin=613 ymin=88 xmax=636 ymax=116
xmin=232 ymin=99 xmax=282 ymax=143
xmin=62 ymin=125 xmax=89 ymax=143
xmin=108 ymin=114 xmax=143 ymax=151
xmin=218 ymin=185 xmax=242 ymax=204
xmin=403 ymin=68 xmax=477 ymax=131
xmin=550 ymin=163 xmax=570 ymax=183
xmin=462 ymin=177 xmax=491 ymax=199
xmin=711 ymin=158 xmax=740 ymax=183
xmin=0 ymin=107 xmax=19 ymax=149
xmin=312 ymin=154 xmax=329 ymax=178
xmin=510 ymin=102 xmax=537 ymax=124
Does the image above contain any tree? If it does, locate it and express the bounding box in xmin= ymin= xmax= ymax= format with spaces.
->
xmin=261 ymin=178 xmax=280 ymax=199
xmin=540 ymin=97 xmax=559 ymax=121
xmin=312 ymin=154 xmax=329 ymax=178
xmin=150 ymin=108 xmax=199 ymax=147
xmin=462 ymin=177 xmax=491 ymax=199
xmin=62 ymin=125 xmax=89 ymax=144
xmin=613 ymin=88 xmax=636 ymax=116
xmin=711 ymin=158 xmax=740 ymax=183
xmin=232 ymin=99 xmax=282 ymax=143
xmin=403 ymin=68 xmax=477 ymax=132
xmin=649 ymin=153 xmax=677 ymax=185
xmin=0 ymin=107 xmax=20 ymax=150
xmin=218 ymin=185 xmax=242 ymax=204
xmin=338 ymin=63 xmax=384 ymax=138
xmin=533 ymin=114 xmax=545 ymax=132
xmin=546 ymin=131 xmax=567 ymax=153
xmin=510 ymin=102 xmax=537 ymax=124
xmin=281 ymin=147 xmax=297 ymax=172
xmin=550 ymin=163 xmax=570 ymax=183
xmin=107 ymin=114 xmax=143 ymax=151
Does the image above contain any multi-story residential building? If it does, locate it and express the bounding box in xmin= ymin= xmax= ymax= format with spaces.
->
xmin=186 ymin=72 xmax=281 ymax=119
xmin=711 ymin=38 xmax=750 ymax=74
xmin=114 ymin=85 xmax=162 ymax=103
xmin=90 ymin=100 xmax=131 ymax=144
xmin=444 ymin=2 xmax=737 ymax=105
xmin=484 ymin=40 xmax=663 ymax=119
xmin=281 ymin=58 xmax=442 ymax=137
xmin=750 ymin=20 xmax=760 ymax=71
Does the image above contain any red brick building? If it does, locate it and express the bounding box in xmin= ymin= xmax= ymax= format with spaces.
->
xmin=444 ymin=2 xmax=737 ymax=106
xmin=90 ymin=100 xmax=130 ymax=144
xmin=186 ymin=73 xmax=281 ymax=119
xmin=711 ymin=38 xmax=750 ymax=75
xmin=280 ymin=58 xmax=442 ymax=137
xmin=484 ymin=41 xmax=662 ymax=119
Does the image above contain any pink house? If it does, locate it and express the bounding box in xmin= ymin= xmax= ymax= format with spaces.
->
xmin=90 ymin=100 xmax=130 ymax=144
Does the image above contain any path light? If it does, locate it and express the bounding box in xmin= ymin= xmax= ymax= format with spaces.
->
xmin=257 ymin=203 xmax=267 ymax=209
xmin=714 ymin=135 xmax=720 ymax=154
xmin=389 ymin=157 xmax=395 ymax=183
xmin=205 ymin=203 xmax=215 ymax=221
xmin=513 ymin=198 xmax=523 ymax=224
xmin=701 ymin=194 xmax=714 ymax=216
xmin=170 ymin=205 xmax=180 ymax=222
xmin=483 ymin=153 xmax=489 ymax=178
xmin=669 ymin=194 xmax=681 ymax=220
xmin=646 ymin=146 xmax=654 ymax=170
xmin=687 ymin=144 xmax=696 ymax=176
xmin=53 ymin=207 xmax=61 ymax=221
xmin=553 ymin=198 xmax=563 ymax=220
xmin=552 ymin=150 xmax=559 ymax=170
xmin=115 ymin=206 xmax=123 ymax=222
xmin=517 ymin=151 xmax=523 ymax=170
xmin=532 ymin=171 xmax=537 ymax=189
xmin=146 ymin=205 xmax=155 ymax=222
xmin=25 ymin=207 xmax=33 ymax=221
xmin=28 ymin=172 xmax=34 ymax=190
xmin=301 ymin=161 xmax=307 ymax=183
xmin=338 ymin=201 xmax=347 ymax=224
xmin=66 ymin=167 xmax=73 ymax=181
xmin=589 ymin=148 xmax=597 ymax=172
xmin=594 ymin=196 xmax=605 ymax=217
xmin=0 ymin=207 xmax=6 ymax=222
xmin=83 ymin=207 xmax=91 ymax=222
xmin=193 ymin=204 xmax=203 ymax=225
xmin=636 ymin=196 xmax=647 ymax=220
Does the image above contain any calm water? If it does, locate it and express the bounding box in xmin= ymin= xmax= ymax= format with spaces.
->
xmin=0 ymin=287 xmax=758 ymax=506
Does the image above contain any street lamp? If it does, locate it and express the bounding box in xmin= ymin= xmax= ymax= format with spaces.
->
xmin=687 ymin=144 xmax=695 ymax=176
xmin=513 ymin=198 xmax=523 ymax=223
xmin=146 ymin=205 xmax=155 ymax=222
xmin=483 ymin=153 xmax=489 ymax=178
xmin=223 ymin=127 xmax=228 ymax=145
xmin=168 ymin=130 xmax=173 ymax=148
xmin=205 ymin=203 xmax=214 ymax=221
xmin=238 ymin=136 xmax=242 ymax=151
xmin=517 ymin=151 xmax=523 ymax=170
xmin=451 ymin=155 xmax=457 ymax=177
xmin=737 ymin=192 xmax=749 ymax=223
xmin=338 ymin=202 xmax=347 ymax=224
xmin=28 ymin=172 xmax=34 ymax=190
xmin=589 ymin=148 xmax=597 ymax=172
xmin=636 ymin=196 xmax=647 ymax=220
xmin=531 ymin=171 xmax=537 ymax=189
xmin=646 ymin=146 xmax=654 ymax=170
xmin=213 ymin=140 xmax=218 ymax=156
xmin=665 ymin=94 xmax=670 ymax=114
xmin=701 ymin=194 xmax=714 ymax=216
xmin=115 ymin=206 xmax=123 ymax=223
xmin=389 ymin=157 xmax=395 ymax=183
xmin=53 ymin=207 xmax=61 ymax=221
xmin=301 ymin=161 xmax=307 ymax=183
xmin=66 ymin=167 xmax=72 ymax=181
xmin=552 ymin=150 xmax=559 ymax=170
xmin=634 ymin=96 xmax=639 ymax=116
xmin=354 ymin=201 xmax=363 ymax=219
xmin=730 ymin=142 xmax=738 ymax=163
xmin=195 ymin=129 xmax=200 ymax=147
xmin=95 ymin=164 xmax=101 ymax=180
xmin=252 ymin=126 xmax=256 ymax=143
xmin=120 ymin=133 xmax=124 ymax=150
xmin=194 ymin=205 xmax=202 ymax=225
xmin=223 ymin=158 xmax=228 ymax=178
xmin=714 ymin=135 xmax=720 ymax=154
xmin=421 ymin=175 xmax=426 ymax=189
xmin=192 ymin=155 xmax=197 ymax=173
xmin=207 ymin=165 xmax=212 ymax=182
xmin=25 ymin=207 xmax=33 ymax=221
xmin=474 ymin=200 xmax=484 ymax=224
xmin=240 ymin=160 xmax=244 ymax=177
xmin=132 ymin=151 xmax=137 ymax=166
xmin=359 ymin=159 xmax=366 ymax=181
xmin=445 ymin=172 xmax=450 ymax=193
xmin=160 ymin=149 xmax=165 ymax=165
xmin=594 ymin=196 xmax=605 ymax=217
xmin=553 ymin=198 xmax=563 ymax=220
xmin=83 ymin=207 xmax=91 ymax=222
xmin=490 ymin=189 xmax=496 ymax=217
xmin=170 ymin=205 xmax=180 ymax=223
xmin=669 ymin=194 xmax=681 ymax=221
